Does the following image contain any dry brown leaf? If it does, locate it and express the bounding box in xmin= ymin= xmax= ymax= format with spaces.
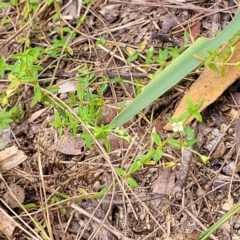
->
xmin=57 ymin=80 xmax=78 ymax=94
xmin=0 ymin=44 xmax=9 ymax=58
xmin=190 ymin=20 xmax=201 ymax=41
xmin=56 ymin=132 xmax=85 ymax=155
xmin=61 ymin=0 xmax=81 ymax=20
xmin=3 ymin=183 xmax=25 ymax=208
xmin=28 ymin=107 xmax=49 ymax=123
xmin=0 ymin=128 xmax=11 ymax=150
xmin=161 ymin=14 xmax=180 ymax=34
xmin=164 ymin=42 xmax=240 ymax=130
xmin=0 ymin=146 xmax=27 ymax=172
xmin=151 ymin=169 xmax=175 ymax=206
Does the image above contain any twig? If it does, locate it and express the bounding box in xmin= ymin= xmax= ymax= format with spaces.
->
xmin=171 ymin=147 xmax=192 ymax=200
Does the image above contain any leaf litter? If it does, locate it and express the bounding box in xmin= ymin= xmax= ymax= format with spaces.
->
xmin=0 ymin=0 xmax=240 ymax=239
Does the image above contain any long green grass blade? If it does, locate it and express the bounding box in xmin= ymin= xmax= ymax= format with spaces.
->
xmin=198 ymin=200 xmax=240 ymax=239
xmin=112 ymin=9 xmax=240 ymax=127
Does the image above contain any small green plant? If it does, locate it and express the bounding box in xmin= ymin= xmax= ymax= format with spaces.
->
xmin=115 ymin=97 xmax=210 ymax=188
xmin=194 ymin=36 xmax=240 ymax=76
xmin=50 ymin=193 xmax=70 ymax=214
xmin=127 ymin=44 xmax=186 ymax=67
xmin=0 ymin=109 xmax=13 ymax=129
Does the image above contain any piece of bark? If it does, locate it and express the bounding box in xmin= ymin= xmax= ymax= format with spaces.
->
xmin=0 ymin=146 xmax=27 ymax=172
xmin=0 ymin=208 xmax=21 ymax=238
xmin=171 ymin=148 xmax=192 ymax=200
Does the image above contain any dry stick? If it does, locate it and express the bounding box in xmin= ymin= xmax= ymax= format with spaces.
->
xmin=171 ymin=147 xmax=192 ymax=200
xmin=100 ymin=193 xmax=168 ymax=205
xmin=37 ymin=150 xmax=54 ymax=240
xmin=111 ymin=0 xmax=232 ymax=13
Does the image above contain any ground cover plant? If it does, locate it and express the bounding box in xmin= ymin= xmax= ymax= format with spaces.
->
xmin=1 ymin=0 xmax=240 ymax=239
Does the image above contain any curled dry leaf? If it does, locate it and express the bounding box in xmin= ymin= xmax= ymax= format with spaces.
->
xmin=164 ymin=42 xmax=240 ymax=130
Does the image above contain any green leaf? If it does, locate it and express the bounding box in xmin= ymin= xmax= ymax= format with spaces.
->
xmin=47 ymin=86 xmax=59 ymax=93
xmin=153 ymin=149 xmax=163 ymax=162
xmin=10 ymin=0 xmax=18 ymax=6
xmin=184 ymin=139 xmax=197 ymax=147
xmin=115 ymin=167 xmax=127 ymax=176
xmin=128 ymin=161 xmax=142 ymax=174
xmin=21 ymin=203 xmax=37 ymax=210
xmin=127 ymin=177 xmax=138 ymax=188
xmin=60 ymin=207 xmax=67 ymax=214
xmin=58 ymin=193 xmax=70 ymax=199
xmin=112 ymin=77 xmax=123 ymax=83
xmin=147 ymin=46 xmax=154 ymax=59
xmin=104 ymin=139 xmax=111 ymax=153
xmin=183 ymin=125 xmax=195 ymax=138
xmin=207 ymin=62 xmax=220 ymax=73
xmin=151 ymin=132 xmax=162 ymax=145
xmin=127 ymin=52 xmax=138 ymax=62
xmin=111 ymin=10 xmax=240 ymax=127
xmin=81 ymin=132 xmax=93 ymax=149
xmin=192 ymin=112 xmax=202 ymax=122
xmin=196 ymin=99 xmax=204 ymax=111
xmin=0 ymin=2 xmax=10 ymax=7
xmin=98 ymin=187 xmax=108 ymax=197
xmin=183 ymin=31 xmax=190 ymax=45
xmin=199 ymin=154 xmax=210 ymax=164
xmin=140 ymin=148 xmax=156 ymax=164
xmin=34 ymin=84 xmax=42 ymax=102
xmin=167 ymin=139 xmax=182 ymax=148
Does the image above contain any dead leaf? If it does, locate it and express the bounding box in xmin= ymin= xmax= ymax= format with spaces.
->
xmin=100 ymin=106 xmax=118 ymax=125
xmin=3 ymin=183 xmax=25 ymax=208
xmin=0 ymin=128 xmax=11 ymax=150
xmin=57 ymin=80 xmax=78 ymax=94
xmin=28 ymin=107 xmax=49 ymax=123
xmin=161 ymin=14 xmax=181 ymax=34
xmin=61 ymin=0 xmax=81 ymax=20
xmin=0 ymin=146 xmax=27 ymax=172
xmin=164 ymin=42 xmax=240 ymax=130
xmin=190 ymin=20 xmax=201 ymax=41
xmin=99 ymin=4 xmax=121 ymax=23
xmin=0 ymin=44 xmax=9 ymax=58
xmin=56 ymin=132 xmax=85 ymax=155
xmin=151 ymin=169 xmax=175 ymax=206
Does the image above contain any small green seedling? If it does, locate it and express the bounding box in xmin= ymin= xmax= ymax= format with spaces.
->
xmin=115 ymin=97 xmax=209 ymax=188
